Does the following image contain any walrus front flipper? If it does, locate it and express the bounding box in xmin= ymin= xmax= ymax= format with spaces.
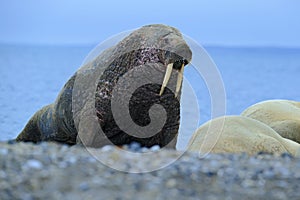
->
xmin=16 ymin=104 xmax=52 ymax=143
xmin=16 ymin=103 xmax=76 ymax=145
xmin=16 ymin=74 xmax=78 ymax=145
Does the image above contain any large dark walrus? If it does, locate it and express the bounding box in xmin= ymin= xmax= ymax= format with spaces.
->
xmin=16 ymin=24 xmax=192 ymax=148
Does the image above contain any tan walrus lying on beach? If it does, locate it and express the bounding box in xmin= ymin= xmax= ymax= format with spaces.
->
xmin=188 ymin=116 xmax=300 ymax=156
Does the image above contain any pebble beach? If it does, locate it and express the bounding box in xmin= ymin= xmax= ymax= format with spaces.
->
xmin=1 ymin=141 xmax=300 ymax=200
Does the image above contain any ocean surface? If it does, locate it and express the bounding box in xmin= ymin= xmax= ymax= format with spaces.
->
xmin=1 ymin=44 xmax=300 ymax=150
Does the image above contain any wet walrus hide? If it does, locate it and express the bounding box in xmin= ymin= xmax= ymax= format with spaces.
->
xmin=16 ymin=24 xmax=192 ymax=148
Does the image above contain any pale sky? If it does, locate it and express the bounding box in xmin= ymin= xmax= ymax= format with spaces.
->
xmin=1 ymin=0 xmax=300 ymax=46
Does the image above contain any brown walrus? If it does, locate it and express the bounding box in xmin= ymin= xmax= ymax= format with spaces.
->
xmin=16 ymin=24 xmax=192 ymax=148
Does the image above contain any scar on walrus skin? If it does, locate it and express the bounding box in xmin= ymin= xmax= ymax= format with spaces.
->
xmin=16 ymin=24 xmax=192 ymax=149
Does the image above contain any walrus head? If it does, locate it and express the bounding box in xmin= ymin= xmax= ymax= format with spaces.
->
xmin=133 ymin=25 xmax=192 ymax=97
xmin=101 ymin=24 xmax=192 ymax=98
xmin=92 ymin=24 xmax=193 ymax=148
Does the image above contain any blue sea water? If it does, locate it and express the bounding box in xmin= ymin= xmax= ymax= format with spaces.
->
xmin=0 ymin=44 xmax=300 ymax=150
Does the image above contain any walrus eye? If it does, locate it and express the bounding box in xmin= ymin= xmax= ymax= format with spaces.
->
xmin=175 ymin=63 xmax=184 ymax=98
xmin=159 ymin=63 xmax=173 ymax=96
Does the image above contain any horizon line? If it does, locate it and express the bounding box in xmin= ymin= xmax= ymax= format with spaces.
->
xmin=1 ymin=41 xmax=300 ymax=50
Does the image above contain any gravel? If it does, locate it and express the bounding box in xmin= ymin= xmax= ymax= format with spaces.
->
xmin=1 ymin=141 xmax=300 ymax=200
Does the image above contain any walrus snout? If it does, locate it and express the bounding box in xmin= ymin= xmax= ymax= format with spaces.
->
xmin=159 ymin=58 xmax=189 ymax=97
xmin=158 ymin=34 xmax=192 ymax=97
xmin=173 ymin=59 xmax=189 ymax=70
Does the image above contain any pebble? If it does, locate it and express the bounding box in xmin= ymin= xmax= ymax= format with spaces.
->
xmin=242 ymin=179 xmax=256 ymax=188
xmin=67 ymin=156 xmax=77 ymax=164
xmin=79 ymin=182 xmax=90 ymax=191
xmin=141 ymin=147 xmax=150 ymax=153
xmin=101 ymin=145 xmax=114 ymax=152
xmin=150 ymin=145 xmax=160 ymax=151
xmin=0 ymin=148 xmax=8 ymax=155
xmin=166 ymin=179 xmax=177 ymax=188
xmin=25 ymin=159 xmax=43 ymax=170
xmin=0 ymin=170 xmax=7 ymax=178
xmin=58 ymin=161 xmax=68 ymax=169
xmin=128 ymin=142 xmax=141 ymax=152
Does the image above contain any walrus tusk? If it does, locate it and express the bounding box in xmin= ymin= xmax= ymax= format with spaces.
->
xmin=159 ymin=63 xmax=173 ymax=96
xmin=175 ymin=63 xmax=184 ymax=98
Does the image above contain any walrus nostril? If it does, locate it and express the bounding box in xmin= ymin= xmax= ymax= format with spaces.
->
xmin=173 ymin=60 xmax=182 ymax=70
xmin=183 ymin=59 xmax=189 ymax=66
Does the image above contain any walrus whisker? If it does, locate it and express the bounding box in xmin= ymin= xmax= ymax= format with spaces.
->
xmin=175 ymin=63 xmax=184 ymax=98
xmin=159 ymin=63 xmax=173 ymax=96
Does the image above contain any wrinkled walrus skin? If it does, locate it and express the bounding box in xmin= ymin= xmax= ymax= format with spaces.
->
xmin=16 ymin=24 xmax=192 ymax=148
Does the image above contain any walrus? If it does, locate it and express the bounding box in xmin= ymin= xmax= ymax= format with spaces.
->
xmin=188 ymin=116 xmax=300 ymax=156
xmin=16 ymin=24 xmax=192 ymax=149
xmin=241 ymin=99 xmax=300 ymax=143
